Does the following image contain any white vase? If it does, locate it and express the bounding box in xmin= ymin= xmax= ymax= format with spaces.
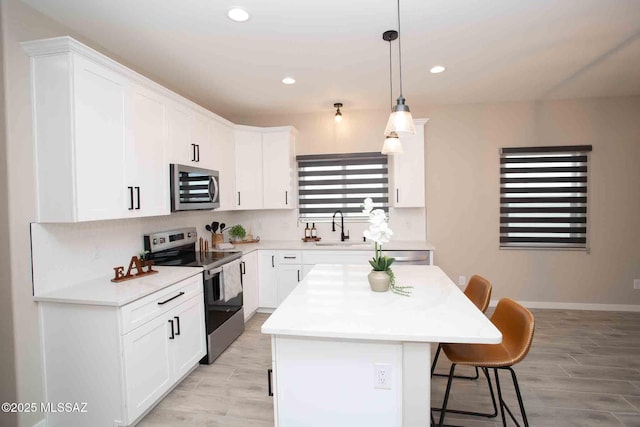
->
xmin=368 ymin=270 xmax=391 ymax=292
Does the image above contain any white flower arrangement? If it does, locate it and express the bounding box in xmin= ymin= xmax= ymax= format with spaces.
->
xmin=362 ymin=198 xmax=412 ymax=296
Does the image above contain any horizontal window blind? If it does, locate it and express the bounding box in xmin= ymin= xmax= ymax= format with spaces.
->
xmin=500 ymin=145 xmax=592 ymax=249
xmin=297 ymin=152 xmax=388 ymax=221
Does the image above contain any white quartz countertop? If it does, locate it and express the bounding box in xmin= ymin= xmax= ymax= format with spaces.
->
xmin=262 ymin=265 xmax=501 ymax=344
xmin=219 ymin=239 xmax=434 ymax=254
xmin=33 ymin=266 xmax=203 ymax=307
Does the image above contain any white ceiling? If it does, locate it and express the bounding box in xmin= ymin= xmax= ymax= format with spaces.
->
xmin=21 ymin=0 xmax=640 ymax=119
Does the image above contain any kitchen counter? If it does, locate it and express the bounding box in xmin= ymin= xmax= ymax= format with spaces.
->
xmin=262 ymin=264 xmax=498 ymax=343
xmin=261 ymin=265 xmax=500 ymax=427
xmin=33 ymin=266 xmax=203 ymax=307
xmin=216 ymin=239 xmax=435 ymax=254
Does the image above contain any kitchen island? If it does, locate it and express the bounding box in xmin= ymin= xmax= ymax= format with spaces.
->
xmin=261 ymin=264 xmax=501 ymax=427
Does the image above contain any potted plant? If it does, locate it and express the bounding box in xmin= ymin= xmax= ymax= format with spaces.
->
xmin=362 ymin=198 xmax=412 ymax=295
xmin=228 ymin=224 xmax=247 ymax=242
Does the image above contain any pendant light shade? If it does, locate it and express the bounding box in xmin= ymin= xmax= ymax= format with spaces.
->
xmin=381 ymin=131 xmax=403 ymax=154
xmin=384 ymin=96 xmax=416 ymax=135
xmin=384 ymin=0 xmax=415 ymax=137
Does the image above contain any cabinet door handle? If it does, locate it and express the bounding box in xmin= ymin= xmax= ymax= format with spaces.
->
xmin=168 ymin=319 xmax=175 ymax=340
xmin=267 ymin=368 xmax=273 ymax=396
xmin=237 ymin=191 xmax=241 ymax=206
xmin=284 ymin=256 xmax=297 ymax=260
xmin=158 ymin=291 xmax=185 ymax=305
xmin=297 ymin=269 xmax=300 ymax=282
xmin=135 ymin=186 xmax=141 ymax=210
xmin=285 ymin=190 xmax=288 ymax=205
xmin=196 ymin=144 xmax=200 ymax=162
xmin=128 ymin=187 xmax=134 ymax=210
xmin=396 ymin=188 xmax=399 ymax=204
xmin=241 ymin=261 xmax=246 ymax=275
xmin=191 ymin=143 xmax=196 ymax=161
xmin=271 ymin=255 xmax=275 ymax=268
xmin=174 ymin=316 xmax=181 ymax=336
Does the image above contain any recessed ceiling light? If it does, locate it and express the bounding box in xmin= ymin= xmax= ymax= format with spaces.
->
xmin=282 ymin=77 xmax=296 ymax=85
xmin=228 ymin=7 xmax=250 ymax=22
xmin=430 ymin=65 xmax=446 ymax=74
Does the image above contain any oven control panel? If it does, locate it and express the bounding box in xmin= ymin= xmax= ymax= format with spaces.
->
xmin=144 ymin=227 xmax=198 ymax=253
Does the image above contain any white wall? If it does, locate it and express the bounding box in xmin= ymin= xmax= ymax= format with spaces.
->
xmin=0 ymin=3 xmax=18 ymax=426
xmin=233 ymin=97 xmax=640 ymax=307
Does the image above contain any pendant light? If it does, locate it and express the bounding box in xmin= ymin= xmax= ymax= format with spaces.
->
xmin=334 ymin=103 xmax=343 ymax=123
xmin=384 ymin=0 xmax=415 ymax=136
xmin=381 ymin=30 xmax=403 ymax=155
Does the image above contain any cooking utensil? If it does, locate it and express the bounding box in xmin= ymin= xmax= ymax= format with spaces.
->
xmin=205 ymin=224 xmax=212 ymax=233
xmin=219 ymin=223 xmax=226 ymax=232
xmin=211 ymin=221 xmax=219 ymax=234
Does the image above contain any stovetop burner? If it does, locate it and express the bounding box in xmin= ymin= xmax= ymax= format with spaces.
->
xmin=144 ymin=227 xmax=242 ymax=270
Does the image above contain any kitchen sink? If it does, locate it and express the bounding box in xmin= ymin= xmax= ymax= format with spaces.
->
xmin=314 ymin=241 xmax=372 ymax=247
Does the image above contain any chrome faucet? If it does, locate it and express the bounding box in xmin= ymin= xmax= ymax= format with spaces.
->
xmin=332 ymin=210 xmax=349 ymax=242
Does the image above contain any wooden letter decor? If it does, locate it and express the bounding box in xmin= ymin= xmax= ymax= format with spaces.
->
xmin=111 ymin=256 xmax=158 ymax=283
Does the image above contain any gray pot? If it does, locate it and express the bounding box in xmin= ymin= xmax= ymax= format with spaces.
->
xmin=368 ymin=270 xmax=391 ymax=292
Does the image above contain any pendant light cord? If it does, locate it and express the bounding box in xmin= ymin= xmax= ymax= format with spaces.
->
xmin=397 ymin=0 xmax=403 ymax=98
xmin=389 ymin=38 xmax=393 ymax=112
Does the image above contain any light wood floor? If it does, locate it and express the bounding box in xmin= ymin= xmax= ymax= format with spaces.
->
xmin=139 ymin=309 xmax=640 ymax=427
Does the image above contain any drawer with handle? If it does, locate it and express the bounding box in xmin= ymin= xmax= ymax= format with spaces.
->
xmin=277 ymin=250 xmax=303 ymax=265
xmin=120 ymin=274 xmax=203 ymax=334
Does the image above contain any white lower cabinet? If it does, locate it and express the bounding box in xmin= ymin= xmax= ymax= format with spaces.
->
xmin=241 ymin=251 xmax=260 ymax=320
xmin=39 ymin=274 xmax=206 ymax=427
xmin=277 ymin=264 xmax=303 ymax=305
xmin=258 ymin=250 xmax=278 ymax=309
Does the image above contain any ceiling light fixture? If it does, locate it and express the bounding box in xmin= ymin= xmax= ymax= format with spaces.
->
xmin=282 ymin=76 xmax=296 ymax=85
xmin=382 ymin=30 xmax=402 ymax=155
xmin=384 ymin=0 xmax=415 ymax=136
xmin=334 ymin=103 xmax=343 ymax=123
xmin=430 ymin=65 xmax=446 ymax=74
xmin=227 ymin=7 xmax=250 ymax=22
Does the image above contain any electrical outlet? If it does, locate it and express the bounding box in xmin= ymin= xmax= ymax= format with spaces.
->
xmin=458 ymin=276 xmax=466 ymax=287
xmin=374 ymin=363 xmax=392 ymax=390
xmin=634 ymin=279 xmax=640 ymax=290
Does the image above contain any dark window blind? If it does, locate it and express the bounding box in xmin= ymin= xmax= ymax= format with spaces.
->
xmin=297 ymin=152 xmax=388 ymax=221
xmin=500 ymin=145 xmax=592 ymax=249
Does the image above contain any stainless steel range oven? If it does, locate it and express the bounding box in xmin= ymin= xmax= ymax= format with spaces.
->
xmin=144 ymin=227 xmax=244 ymax=364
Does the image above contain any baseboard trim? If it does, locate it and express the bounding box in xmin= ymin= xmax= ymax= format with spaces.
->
xmin=489 ymin=299 xmax=640 ymax=312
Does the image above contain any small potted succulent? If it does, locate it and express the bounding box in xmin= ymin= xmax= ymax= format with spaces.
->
xmin=228 ymin=224 xmax=247 ymax=242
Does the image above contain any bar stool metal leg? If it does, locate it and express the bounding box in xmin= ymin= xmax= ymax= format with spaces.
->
xmin=433 ymin=366 xmax=497 ymax=418
xmin=432 ymin=343 xmax=480 ymax=380
xmin=494 ymin=367 xmax=529 ymax=427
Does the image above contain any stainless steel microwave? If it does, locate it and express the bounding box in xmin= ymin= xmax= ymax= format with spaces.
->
xmin=170 ymin=164 xmax=220 ymax=211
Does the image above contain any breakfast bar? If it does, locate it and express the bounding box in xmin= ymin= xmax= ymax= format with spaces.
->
xmin=261 ymin=264 xmax=502 ymax=427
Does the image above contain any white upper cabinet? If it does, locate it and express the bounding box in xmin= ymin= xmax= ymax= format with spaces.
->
xmin=211 ymin=121 xmax=236 ymax=211
xmin=190 ymin=111 xmax=215 ymax=170
xmin=390 ymin=119 xmax=428 ymax=208
xmin=72 ymin=54 xmax=129 ymax=221
xmin=234 ymin=128 xmax=264 ymax=210
xmin=24 ymin=37 xmax=171 ymax=222
xmin=234 ymin=126 xmax=297 ymax=211
xmin=167 ymin=104 xmax=216 ymax=170
xmin=262 ymin=130 xmax=296 ymax=209
xmin=167 ymin=101 xmax=192 ymax=166
xmin=127 ymin=83 xmax=170 ymax=217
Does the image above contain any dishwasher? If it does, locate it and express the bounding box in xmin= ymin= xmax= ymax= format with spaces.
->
xmin=383 ymin=250 xmax=432 ymax=265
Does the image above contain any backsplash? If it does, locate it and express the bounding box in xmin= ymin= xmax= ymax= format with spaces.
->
xmin=31 ymin=207 xmax=425 ymax=295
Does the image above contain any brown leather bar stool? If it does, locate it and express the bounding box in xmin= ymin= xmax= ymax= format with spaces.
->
xmin=435 ymin=298 xmax=535 ymax=427
xmin=431 ymin=274 xmax=492 ymax=380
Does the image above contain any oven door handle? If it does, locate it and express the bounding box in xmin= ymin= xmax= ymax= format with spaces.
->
xmin=205 ymin=266 xmax=223 ymax=279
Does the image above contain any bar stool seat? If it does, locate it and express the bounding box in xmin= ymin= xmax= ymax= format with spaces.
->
xmin=435 ymin=297 xmax=535 ymax=427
